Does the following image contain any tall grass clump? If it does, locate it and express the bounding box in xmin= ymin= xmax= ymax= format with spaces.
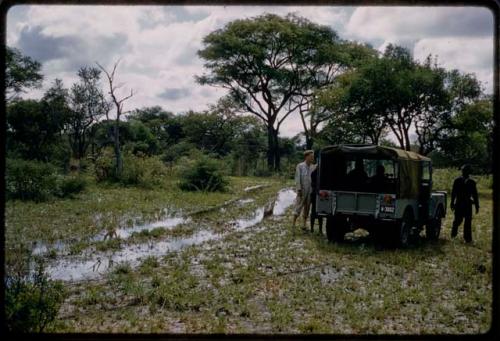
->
xmin=178 ymin=155 xmax=228 ymax=192
xmin=4 ymin=245 xmax=66 ymax=332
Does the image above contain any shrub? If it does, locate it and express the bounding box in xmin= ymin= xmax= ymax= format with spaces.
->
xmin=93 ymin=147 xmax=115 ymax=182
xmin=6 ymin=159 xmax=58 ymax=202
xmin=93 ymin=148 xmax=167 ymax=187
xmin=179 ymin=155 xmax=228 ymax=192
xmin=5 ymin=245 xmax=66 ymax=332
xmin=55 ymin=175 xmax=87 ymax=198
xmin=121 ymin=153 xmax=168 ymax=188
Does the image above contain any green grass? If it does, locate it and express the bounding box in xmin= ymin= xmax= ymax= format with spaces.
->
xmin=4 ymin=169 xmax=493 ymax=333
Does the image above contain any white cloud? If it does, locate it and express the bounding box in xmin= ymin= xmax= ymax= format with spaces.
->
xmin=345 ymin=6 xmax=494 ymax=95
xmin=345 ymin=6 xmax=493 ymax=42
xmin=413 ymin=37 xmax=494 ymax=93
xmin=6 ymin=5 xmax=495 ymax=137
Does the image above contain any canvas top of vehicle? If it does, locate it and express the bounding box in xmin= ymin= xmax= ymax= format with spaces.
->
xmin=317 ymin=144 xmax=431 ymax=198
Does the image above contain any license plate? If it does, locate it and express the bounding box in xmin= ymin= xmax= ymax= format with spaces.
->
xmin=382 ymin=206 xmax=395 ymax=213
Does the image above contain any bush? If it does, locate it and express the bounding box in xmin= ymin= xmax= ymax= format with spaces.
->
xmin=93 ymin=148 xmax=168 ymax=187
xmin=5 ymin=246 xmax=66 ymax=332
xmin=6 ymin=159 xmax=58 ymax=202
xmin=179 ymin=155 xmax=228 ymax=192
xmin=121 ymin=153 xmax=168 ymax=188
xmin=55 ymin=175 xmax=87 ymax=198
xmin=94 ymin=147 xmax=115 ymax=182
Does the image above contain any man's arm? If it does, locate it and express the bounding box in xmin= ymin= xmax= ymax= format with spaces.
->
xmin=472 ymin=181 xmax=479 ymax=213
xmin=295 ymin=164 xmax=302 ymax=194
xmin=451 ymin=178 xmax=458 ymax=210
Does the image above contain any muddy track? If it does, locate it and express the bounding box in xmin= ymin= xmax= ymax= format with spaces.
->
xmin=41 ymin=187 xmax=296 ymax=282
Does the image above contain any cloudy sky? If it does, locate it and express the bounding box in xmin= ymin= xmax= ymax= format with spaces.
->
xmin=6 ymin=5 xmax=494 ymax=137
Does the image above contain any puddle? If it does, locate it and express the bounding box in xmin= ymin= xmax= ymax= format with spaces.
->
xmin=44 ymin=188 xmax=296 ymax=282
xmin=92 ymin=216 xmax=190 ymax=240
xmin=32 ymin=240 xmax=67 ymax=256
xmin=234 ymin=208 xmax=265 ymax=229
xmin=272 ymin=188 xmax=296 ymax=215
xmin=233 ymin=188 xmax=295 ymax=229
xmin=47 ymin=230 xmax=220 ymax=282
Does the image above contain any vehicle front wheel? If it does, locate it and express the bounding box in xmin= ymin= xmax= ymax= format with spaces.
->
xmin=426 ymin=207 xmax=443 ymax=241
xmin=326 ymin=216 xmax=347 ymax=243
xmin=398 ymin=211 xmax=414 ymax=248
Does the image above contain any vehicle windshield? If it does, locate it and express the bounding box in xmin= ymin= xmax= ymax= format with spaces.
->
xmin=319 ymin=154 xmax=398 ymax=193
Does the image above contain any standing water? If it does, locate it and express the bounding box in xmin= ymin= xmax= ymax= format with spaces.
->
xmin=45 ymin=188 xmax=296 ymax=282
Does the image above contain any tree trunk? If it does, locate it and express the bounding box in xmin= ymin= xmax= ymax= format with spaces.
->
xmin=266 ymin=125 xmax=280 ymax=172
xmin=273 ymin=127 xmax=281 ymax=171
xmin=404 ymin=129 xmax=411 ymax=151
xmin=306 ymin=135 xmax=313 ymax=150
xmin=114 ymin=119 xmax=122 ymax=176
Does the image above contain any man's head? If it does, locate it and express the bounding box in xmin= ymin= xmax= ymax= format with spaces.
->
xmin=355 ymin=158 xmax=364 ymax=170
xmin=461 ymin=164 xmax=472 ymax=177
xmin=376 ymin=164 xmax=385 ymax=177
xmin=304 ymin=150 xmax=314 ymax=164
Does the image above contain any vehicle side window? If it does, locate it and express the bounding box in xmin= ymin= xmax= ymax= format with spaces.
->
xmin=422 ymin=162 xmax=431 ymax=181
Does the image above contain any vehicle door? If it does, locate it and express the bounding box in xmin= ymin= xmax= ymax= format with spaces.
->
xmin=418 ymin=161 xmax=432 ymax=221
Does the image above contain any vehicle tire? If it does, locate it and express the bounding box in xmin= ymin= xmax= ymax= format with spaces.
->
xmin=326 ymin=215 xmax=346 ymax=243
xmin=426 ymin=207 xmax=443 ymax=241
xmin=398 ymin=210 xmax=414 ymax=248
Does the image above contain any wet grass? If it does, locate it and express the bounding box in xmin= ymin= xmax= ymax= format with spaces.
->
xmin=5 ymin=169 xmax=493 ymax=334
xmin=5 ymin=175 xmax=287 ymax=253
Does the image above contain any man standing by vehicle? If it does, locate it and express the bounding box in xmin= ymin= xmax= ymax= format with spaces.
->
xmin=310 ymin=163 xmax=323 ymax=234
xmin=292 ymin=150 xmax=314 ymax=231
xmin=451 ymin=164 xmax=480 ymax=243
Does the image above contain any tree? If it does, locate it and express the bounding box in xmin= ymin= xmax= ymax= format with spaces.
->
xmin=325 ymin=44 xmax=474 ymax=152
xmin=93 ymin=119 xmax=158 ymax=156
xmin=129 ymin=106 xmax=186 ymax=150
xmin=316 ymin=69 xmax=388 ymax=146
xmin=438 ymin=98 xmax=493 ymax=172
xmin=293 ymin=42 xmax=377 ymax=149
xmin=97 ymin=60 xmax=134 ymax=177
xmin=67 ymin=67 xmax=110 ymax=164
xmin=6 ymin=100 xmax=65 ymax=161
xmin=5 ymin=47 xmax=43 ymax=102
xmin=315 ymin=109 xmax=368 ymax=148
xmin=42 ymin=79 xmax=71 ymax=138
xmin=197 ymin=13 xmax=356 ymax=171
xmin=414 ymin=66 xmax=481 ymax=155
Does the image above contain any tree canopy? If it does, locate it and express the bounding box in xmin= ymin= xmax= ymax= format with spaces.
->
xmin=197 ymin=13 xmax=371 ymax=170
xmin=6 ymin=47 xmax=43 ymax=102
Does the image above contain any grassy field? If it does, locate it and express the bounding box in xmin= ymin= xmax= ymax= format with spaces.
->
xmin=4 ymin=169 xmax=493 ymax=334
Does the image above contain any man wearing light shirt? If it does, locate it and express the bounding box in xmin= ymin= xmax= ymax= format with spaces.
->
xmin=292 ymin=150 xmax=315 ymax=231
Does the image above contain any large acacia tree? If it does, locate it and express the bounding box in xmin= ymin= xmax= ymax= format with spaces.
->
xmin=197 ymin=13 xmax=357 ymax=171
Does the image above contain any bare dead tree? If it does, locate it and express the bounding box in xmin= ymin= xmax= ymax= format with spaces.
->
xmin=96 ymin=59 xmax=134 ymax=177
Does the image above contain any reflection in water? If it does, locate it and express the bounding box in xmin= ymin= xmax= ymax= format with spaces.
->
xmin=47 ymin=230 xmax=219 ymax=281
xmin=45 ymin=188 xmax=296 ymax=282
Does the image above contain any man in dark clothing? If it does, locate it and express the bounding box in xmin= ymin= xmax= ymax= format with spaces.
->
xmin=346 ymin=159 xmax=368 ymax=189
xmin=310 ymin=165 xmax=324 ymax=234
xmin=451 ymin=164 xmax=480 ymax=243
xmin=371 ymin=164 xmax=386 ymax=192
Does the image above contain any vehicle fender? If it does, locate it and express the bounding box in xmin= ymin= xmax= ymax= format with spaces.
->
xmin=394 ymin=199 xmax=417 ymax=220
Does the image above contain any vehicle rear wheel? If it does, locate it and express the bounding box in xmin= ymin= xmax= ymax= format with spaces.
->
xmin=426 ymin=207 xmax=443 ymax=241
xmin=326 ymin=215 xmax=347 ymax=243
xmin=398 ymin=210 xmax=414 ymax=248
